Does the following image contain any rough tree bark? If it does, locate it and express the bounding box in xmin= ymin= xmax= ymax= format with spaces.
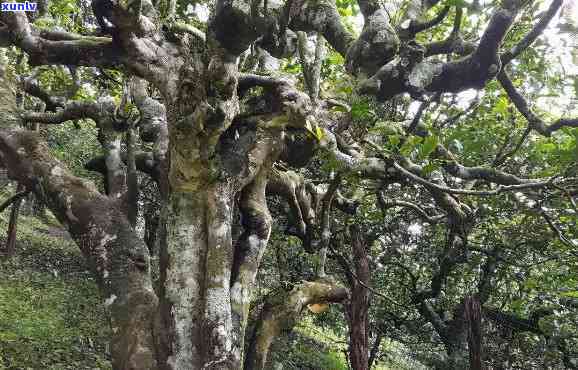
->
xmin=1 ymin=0 xmax=572 ymax=367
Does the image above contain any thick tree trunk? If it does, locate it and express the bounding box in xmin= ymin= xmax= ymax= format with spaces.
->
xmin=158 ymin=185 xmax=237 ymax=369
xmin=0 ymin=130 xmax=159 ymax=369
xmin=443 ymin=296 xmax=481 ymax=370
xmin=155 ymin=74 xmax=242 ymax=367
xmin=159 ymin=163 xmax=276 ymax=369
xmin=156 ymin=37 xmax=287 ymax=365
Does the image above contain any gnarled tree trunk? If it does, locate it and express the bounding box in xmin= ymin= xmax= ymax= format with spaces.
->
xmin=0 ymin=70 xmax=158 ymax=370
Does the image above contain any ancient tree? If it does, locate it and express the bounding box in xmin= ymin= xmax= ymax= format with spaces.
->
xmin=1 ymin=0 xmax=576 ymax=368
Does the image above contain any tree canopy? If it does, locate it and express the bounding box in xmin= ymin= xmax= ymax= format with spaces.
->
xmin=0 ymin=0 xmax=577 ymax=369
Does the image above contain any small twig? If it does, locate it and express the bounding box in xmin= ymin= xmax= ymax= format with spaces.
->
xmin=538 ymin=207 xmax=577 ymax=248
xmin=501 ymin=0 xmax=563 ymax=65
xmin=376 ymin=191 xmax=445 ymax=224
xmin=328 ymin=242 xmax=406 ymax=308
xmin=493 ymin=126 xmax=531 ymax=167
xmin=98 ymin=68 xmax=121 ymax=85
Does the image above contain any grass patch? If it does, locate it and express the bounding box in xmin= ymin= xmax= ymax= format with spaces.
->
xmin=0 ymin=190 xmax=111 ymax=369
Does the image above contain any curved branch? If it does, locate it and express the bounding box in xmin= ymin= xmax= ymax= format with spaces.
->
xmin=20 ymin=76 xmax=66 ymax=111
xmin=376 ymin=192 xmax=445 ymax=224
xmin=86 ymin=151 xmax=160 ymax=181
xmin=407 ymin=5 xmax=451 ymax=35
xmin=267 ymin=168 xmax=357 ymax=251
xmin=1 ymin=13 xmax=122 ymax=67
xmin=436 ymin=145 xmax=537 ymax=185
xmin=498 ymin=71 xmax=578 ymax=136
xmin=0 ymin=189 xmax=30 ymax=213
xmin=21 ymin=101 xmax=100 ymax=124
xmin=244 ymin=280 xmax=348 ymax=370
xmin=364 ymin=4 xmax=522 ymax=99
xmin=393 ymin=161 xmax=556 ymax=196
xmin=267 ymin=168 xmax=318 ymax=250
xmin=168 ymin=22 xmax=206 ymax=42
xmin=128 ymin=77 xmax=168 ymax=158
xmin=424 ymin=7 xmax=475 ymax=57
xmin=421 ymin=5 xmax=519 ymax=93
xmin=501 ymin=0 xmax=563 ymax=66
xmin=231 ymin=166 xmax=274 ymax=359
xmin=214 ymin=0 xmax=354 ymax=57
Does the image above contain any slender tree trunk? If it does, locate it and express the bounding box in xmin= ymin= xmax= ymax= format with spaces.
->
xmin=126 ymin=125 xmax=138 ymax=227
xmin=443 ymin=296 xmax=483 ymax=370
xmin=347 ymin=225 xmax=370 ymax=370
xmin=368 ymin=333 xmax=383 ymax=369
xmin=4 ymin=184 xmax=23 ymax=258
xmin=231 ymin=168 xmax=273 ymax=365
xmin=98 ymin=130 xmax=126 ymax=198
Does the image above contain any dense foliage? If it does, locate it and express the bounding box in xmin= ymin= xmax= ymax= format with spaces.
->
xmin=0 ymin=0 xmax=577 ymax=368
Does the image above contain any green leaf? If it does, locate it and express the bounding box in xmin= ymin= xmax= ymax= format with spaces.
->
xmin=419 ymin=135 xmax=438 ymax=159
xmin=350 ymin=101 xmax=373 ymax=121
xmin=524 ymin=278 xmax=537 ymax=290
xmin=400 ymin=136 xmax=422 ymax=156
xmin=559 ymin=291 xmax=578 ymax=298
xmin=422 ymin=161 xmax=441 ymax=175
xmin=315 ymin=125 xmax=325 ymax=141
xmin=493 ymin=97 xmax=509 ymax=115
xmin=445 ymin=0 xmax=467 ymax=8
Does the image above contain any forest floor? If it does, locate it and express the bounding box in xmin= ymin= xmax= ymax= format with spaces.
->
xmin=0 ymin=199 xmax=112 ymax=370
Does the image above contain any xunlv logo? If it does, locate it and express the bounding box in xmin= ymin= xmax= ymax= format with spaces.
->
xmin=1 ymin=1 xmax=37 ymax=11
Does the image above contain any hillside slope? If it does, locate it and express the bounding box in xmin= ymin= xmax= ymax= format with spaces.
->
xmin=0 ymin=190 xmax=111 ymax=370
